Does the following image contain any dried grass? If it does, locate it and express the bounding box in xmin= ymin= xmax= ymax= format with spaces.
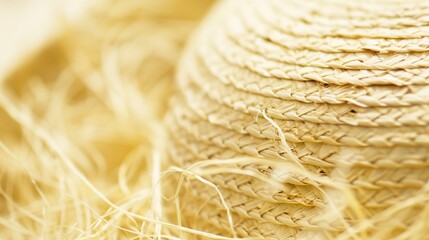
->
xmin=0 ymin=0 xmax=223 ymax=239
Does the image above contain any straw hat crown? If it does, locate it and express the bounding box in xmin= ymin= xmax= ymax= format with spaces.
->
xmin=164 ymin=0 xmax=429 ymax=239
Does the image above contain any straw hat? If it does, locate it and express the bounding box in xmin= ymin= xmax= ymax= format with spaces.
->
xmin=163 ymin=0 xmax=429 ymax=239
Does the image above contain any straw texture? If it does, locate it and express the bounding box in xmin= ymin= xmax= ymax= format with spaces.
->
xmin=163 ymin=0 xmax=429 ymax=239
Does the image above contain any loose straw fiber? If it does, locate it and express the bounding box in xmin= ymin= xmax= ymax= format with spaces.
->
xmin=163 ymin=0 xmax=429 ymax=239
xmin=0 ymin=0 xmax=214 ymax=239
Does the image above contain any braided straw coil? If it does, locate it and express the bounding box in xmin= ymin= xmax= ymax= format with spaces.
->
xmin=163 ymin=0 xmax=429 ymax=239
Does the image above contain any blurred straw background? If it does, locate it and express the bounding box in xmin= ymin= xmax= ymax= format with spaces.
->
xmin=0 ymin=0 xmax=215 ymax=239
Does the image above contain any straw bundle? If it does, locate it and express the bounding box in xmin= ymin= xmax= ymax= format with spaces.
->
xmin=163 ymin=0 xmax=429 ymax=239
